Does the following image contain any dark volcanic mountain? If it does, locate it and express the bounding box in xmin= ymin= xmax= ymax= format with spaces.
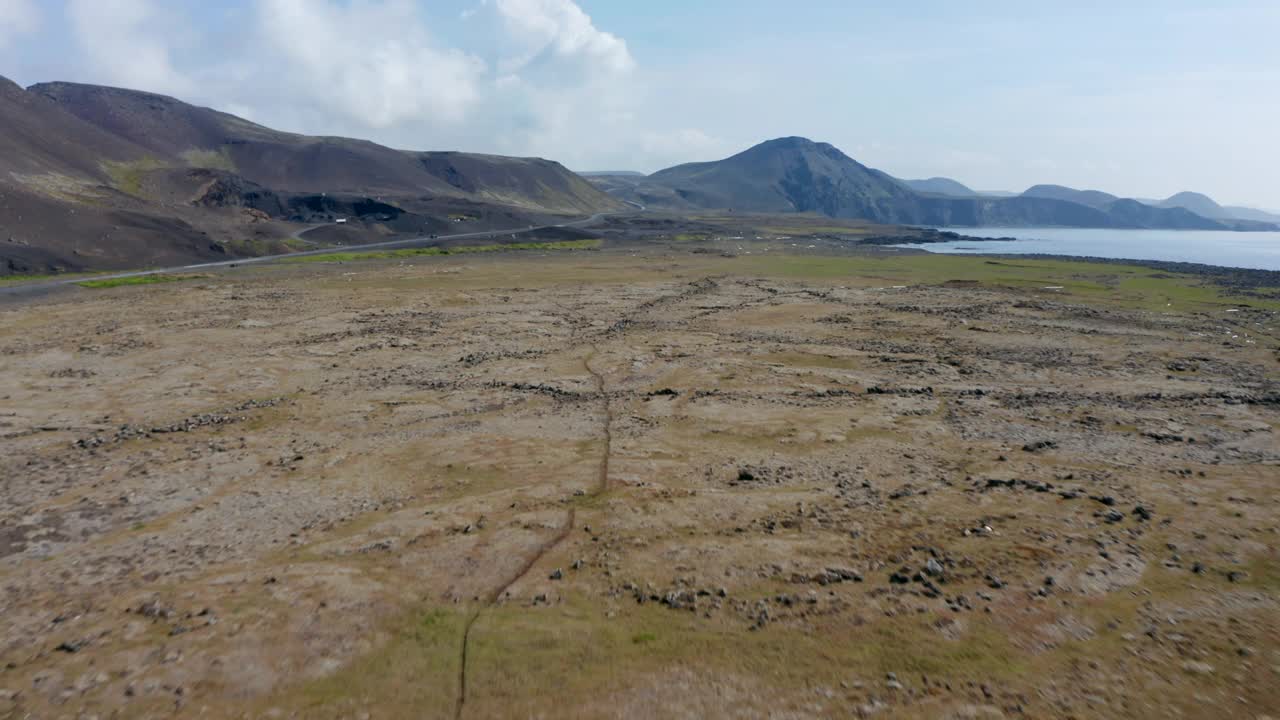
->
xmin=2 ymin=80 xmax=622 ymax=275
xmin=0 ymin=77 xmax=145 ymax=178
xmin=615 ymin=137 xmax=1275 ymax=231
xmin=647 ymin=137 xmax=921 ymax=219
xmin=0 ymin=76 xmax=237 ymax=273
xmin=31 ymin=82 xmax=617 ymax=213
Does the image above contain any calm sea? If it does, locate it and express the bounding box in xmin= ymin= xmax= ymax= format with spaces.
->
xmin=904 ymin=228 xmax=1280 ymax=271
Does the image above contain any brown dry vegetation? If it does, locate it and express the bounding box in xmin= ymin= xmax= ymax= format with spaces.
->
xmin=0 ymin=246 xmax=1277 ymax=719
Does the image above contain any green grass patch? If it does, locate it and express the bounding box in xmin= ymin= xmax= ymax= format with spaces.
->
xmin=288 ymin=608 xmax=465 ymax=718
xmin=763 ymin=225 xmax=876 ymax=236
xmin=77 ymin=274 xmax=200 ymax=289
xmin=461 ymin=593 xmax=1025 ymax=716
xmin=102 ymin=157 xmax=169 ymax=197
xmin=258 ymin=586 xmax=1035 ymax=717
xmin=221 ymin=237 xmax=312 ymax=256
xmin=181 ymin=147 xmax=237 ymax=172
xmin=0 ymin=272 xmax=104 ymax=285
xmin=283 ymin=239 xmax=601 ymax=264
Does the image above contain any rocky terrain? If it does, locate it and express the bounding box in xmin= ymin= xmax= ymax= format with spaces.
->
xmin=0 ymin=235 xmax=1276 ymax=718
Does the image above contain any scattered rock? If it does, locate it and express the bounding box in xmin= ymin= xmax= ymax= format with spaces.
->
xmin=55 ymin=639 xmax=88 ymax=653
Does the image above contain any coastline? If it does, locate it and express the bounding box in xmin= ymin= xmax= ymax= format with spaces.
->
xmin=922 ymin=249 xmax=1280 ymax=294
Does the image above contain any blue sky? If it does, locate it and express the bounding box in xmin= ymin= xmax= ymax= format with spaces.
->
xmin=1 ymin=0 xmax=1277 ymax=207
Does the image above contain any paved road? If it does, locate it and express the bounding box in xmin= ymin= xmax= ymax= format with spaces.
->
xmin=0 ymin=212 xmax=618 ymax=300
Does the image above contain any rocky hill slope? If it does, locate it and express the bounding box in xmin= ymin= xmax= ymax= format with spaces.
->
xmin=2 ymin=80 xmax=622 ymax=275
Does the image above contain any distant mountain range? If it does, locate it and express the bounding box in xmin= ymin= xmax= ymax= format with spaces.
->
xmin=1020 ymin=184 xmax=1122 ymax=209
xmin=899 ymin=177 xmax=979 ymax=197
xmin=5 ymin=72 xmax=1276 ymax=277
xmin=592 ymin=137 xmax=1277 ymax=231
xmin=1223 ymin=205 xmax=1280 ymax=223
xmin=891 ymin=175 xmax=1279 ymax=225
xmin=1 ymin=78 xmax=621 ymax=274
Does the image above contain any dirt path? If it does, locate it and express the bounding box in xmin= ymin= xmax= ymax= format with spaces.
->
xmin=453 ymin=344 xmax=615 ymax=720
xmin=584 ymin=345 xmax=614 ymax=493
xmin=453 ymin=507 xmax=576 ymax=720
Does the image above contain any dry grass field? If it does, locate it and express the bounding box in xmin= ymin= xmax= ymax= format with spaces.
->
xmin=1 ymin=244 xmax=1277 ymax=719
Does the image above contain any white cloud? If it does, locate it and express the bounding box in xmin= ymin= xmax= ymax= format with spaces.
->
xmin=493 ymin=0 xmax=635 ymax=76
xmin=254 ymin=0 xmax=486 ymax=128
xmin=638 ymin=129 xmax=727 ymax=168
xmin=65 ymin=0 xmax=191 ymax=94
xmin=0 ymin=0 xmax=40 ymax=49
xmin=9 ymin=2 xmax=1276 ymax=204
xmin=43 ymin=0 xmax=718 ymax=175
xmin=463 ymin=0 xmax=655 ymax=169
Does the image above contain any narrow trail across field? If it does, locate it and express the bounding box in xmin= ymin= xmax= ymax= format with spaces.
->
xmin=584 ymin=346 xmax=614 ymax=493
xmin=453 ymin=281 xmax=735 ymax=718
xmin=453 ymin=344 xmax=614 ymax=720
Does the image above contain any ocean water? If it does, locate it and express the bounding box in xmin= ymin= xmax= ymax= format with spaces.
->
xmin=903 ymin=228 xmax=1280 ymax=271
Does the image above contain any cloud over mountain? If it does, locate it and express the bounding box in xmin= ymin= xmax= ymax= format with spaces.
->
xmin=66 ymin=0 xmax=191 ymax=95
xmin=493 ymin=0 xmax=635 ymax=76
xmin=254 ymin=0 xmax=487 ymax=128
xmin=8 ymin=2 xmax=1272 ymax=205
xmin=36 ymin=0 xmax=683 ymax=169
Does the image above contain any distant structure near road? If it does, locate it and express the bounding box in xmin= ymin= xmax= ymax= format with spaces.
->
xmin=335 ymin=218 xmax=347 ymax=224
